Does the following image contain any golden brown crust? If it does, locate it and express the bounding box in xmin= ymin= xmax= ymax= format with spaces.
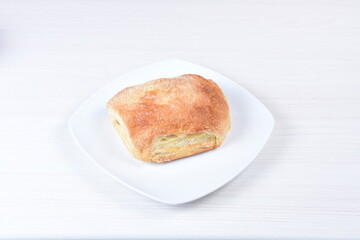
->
xmin=107 ymin=74 xmax=231 ymax=162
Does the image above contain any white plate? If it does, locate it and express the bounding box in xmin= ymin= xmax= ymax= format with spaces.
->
xmin=68 ymin=59 xmax=274 ymax=205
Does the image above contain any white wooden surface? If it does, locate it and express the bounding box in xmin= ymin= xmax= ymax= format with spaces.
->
xmin=1 ymin=0 xmax=360 ymax=239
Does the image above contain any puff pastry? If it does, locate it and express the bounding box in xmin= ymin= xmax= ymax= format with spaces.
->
xmin=107 ymin=74 xmax=230 ymax=163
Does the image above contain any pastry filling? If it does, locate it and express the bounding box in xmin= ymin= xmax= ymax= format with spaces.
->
xmin=151 ymin=132 xmax=216 ymax=159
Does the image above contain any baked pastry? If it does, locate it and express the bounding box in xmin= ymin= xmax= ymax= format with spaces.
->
xmin=107 ymin=74 xmax=230 ymax=163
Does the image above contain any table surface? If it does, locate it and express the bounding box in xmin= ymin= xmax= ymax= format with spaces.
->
xmin=1 ymin=0 xmax=360 ymax=239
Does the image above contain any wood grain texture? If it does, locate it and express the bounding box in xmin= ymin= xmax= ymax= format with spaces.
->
xmin=0 ymin=0 xmax=360 ymax=239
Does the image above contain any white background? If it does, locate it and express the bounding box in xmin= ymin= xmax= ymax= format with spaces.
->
xmin=1 ymin=0 xmax=360 ymax=239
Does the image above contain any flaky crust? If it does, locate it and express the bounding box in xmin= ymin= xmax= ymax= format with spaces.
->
xmin=107 ymin=74 xmax=230 ymax=162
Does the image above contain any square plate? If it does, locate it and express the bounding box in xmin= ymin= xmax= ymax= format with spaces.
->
xmin=68 ymin=59 xmax=274 ymax=205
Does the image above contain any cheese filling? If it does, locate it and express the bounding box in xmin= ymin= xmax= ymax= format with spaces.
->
xmin=151 ymin=132 xmax=216 ymax=159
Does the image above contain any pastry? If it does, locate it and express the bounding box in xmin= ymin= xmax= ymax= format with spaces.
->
xmin=107 ymin=74 xmax=230 ymax=163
